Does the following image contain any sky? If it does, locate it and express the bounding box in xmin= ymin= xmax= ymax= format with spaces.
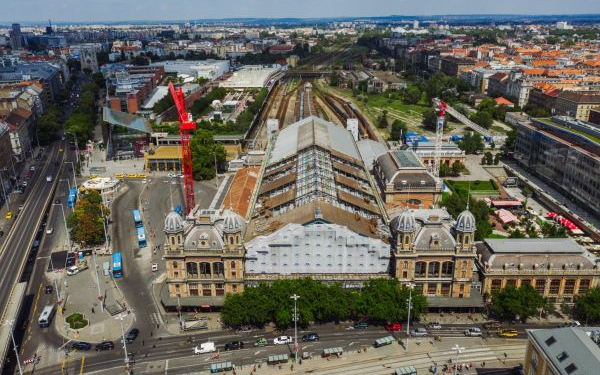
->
xmin=2 ymin=0 xmax=600 ymax=23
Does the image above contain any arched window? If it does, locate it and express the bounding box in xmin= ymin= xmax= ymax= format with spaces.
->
xmin=415 ymin=261 xmax=426 ymax=277
xmin=186 ymin=262 xmax=198 ymax=278
xmin=441 ymin=261 xmax=454 ymax=277
xmin=200 ymin=262 xmax=211 ymax=276
xmin=171 ymin=236 xmax=175 ymax=245
xmin=213 ymin=262 xmax=224 ymax=276
xmin=428 ymin=261 xmax=440 ymax=277
xmin=229 ymin=237 xmax=234 ymax=245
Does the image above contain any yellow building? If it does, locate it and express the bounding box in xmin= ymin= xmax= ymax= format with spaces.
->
xmin=525 ymin=326 xmax=600 ymax=375
xmin=161 ymin=207 xmax=245 ymax=310
xmin=476 ymin=238 xmax=600 ymax=303
xmin=391 ymin=208 xmax=481 ymax=309
xmin=144 ymin=146 xmax=182 ymax=172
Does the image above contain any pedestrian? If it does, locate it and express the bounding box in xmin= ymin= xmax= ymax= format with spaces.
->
xmin=91 ymin=307 xmax=95 ymax=313
xmin=150 ymin=331 xmax=153 ymax=337
xmin=157 ymin=323 xmax=159 ymax=329
xmin=142 ymin=340 xmax=144 ymax=346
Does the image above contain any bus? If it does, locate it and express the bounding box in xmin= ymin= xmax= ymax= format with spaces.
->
xmin=137 ymin=226 xmax=147 ymax=248
xmin=112 ymin=252 xmax=123 ymax=278
xmin=132 ymin=209 xmax=143 ymax=228
xmin=67 ymin=187 xmax=77 ymax=208
xmin=38 ymin=304 xmax=56 ymax=328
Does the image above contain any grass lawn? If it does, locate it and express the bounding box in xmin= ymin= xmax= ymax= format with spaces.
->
xmin=66 ymin=313 xmax=89 ymax=330
xmin=445 ymin=180 xmax=497 ymax=193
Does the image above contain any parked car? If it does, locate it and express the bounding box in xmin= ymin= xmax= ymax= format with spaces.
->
xmin=95 ymin=341 xmax=115 ymax=351
xmin=426 ymin=322 xmax=442 ymax=329
xmin=30 ymin=166 xmax=35 ymax=172
xmin=224 ymin=341 xmax=244 ymax=351
xmin=273 ymin=336 xmax=292 ymax=345
xmin=384 ymin=323 xmax=402 ymax=332
xmin=498 ymin=329 xmax=519 ymax=338
xmin=46 ymin=227 xmax=54 ymax=235
xmin=464 ymin=328 xmax=482 ymax=337
xmin=254 ymin=338 xmax=268 ymax=347
xmin=193 ymin=342 xmax=216 ymax=354
xmin=5 ymin=212 xmax=13 ymax=219
xmin=22 ymin=181 xmax=28 ymax=187
xmin=71 ymin=342 xmax=92 ymax=351
xmin=66 ymin=265 xmax=80 ymax=276
xmin=411 ymin=328 xmax=428 ymax=337
xmin=354 ymin=321 xmax=368 ymax=330
xmin=44 ymin=285 xmax=53 ymax=294
xmin=0 ymin=230 xmax=4 ymax=238
xmin=54 ymin=199 xmax=60 ymax=204
xmin=125 ymin=328 xmax=139 ymax=343
xmin=302 ymin=333 xmax=320 ymax=342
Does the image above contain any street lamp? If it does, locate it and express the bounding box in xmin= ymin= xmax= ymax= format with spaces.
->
xmin=115 ymin=315 xmax=129 ymax=368
xmin=64 ymin=161 xmax=77 ymax=195
xmin=52 ymin=203 xmax=71 ymax=249
xmin=291 ymin=294 xmax=300 ymax=361
xmin=453 ymin=344 xmax=464 ymax=375
xmin=405 ymin=283 xmax=415 ymax=349
xmin=3 ymin=320 xmax=24 ymax=375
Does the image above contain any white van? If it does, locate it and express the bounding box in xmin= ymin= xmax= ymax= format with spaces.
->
xmin=193 ymin=342 xmax=216 ymax=354
xmin=38 ymin=305 xmax=56 ymax=328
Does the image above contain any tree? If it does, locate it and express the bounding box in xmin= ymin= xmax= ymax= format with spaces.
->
xmin=484 ymin=152 xmax=494 ymax=165
xmin=451 ymin=161 xmax=463 ymax=176
xmin=491 ymin=284 xmax=545 ymax=322
xmin=422 ymin=108 xmax=438 ymax=131
xmin=189 ymin=130 xmax=227 ymax=180
xmin=66 ymin=191 xmax=108 ymax=247
xmin=502 ymin=126 xmax=517 ymax=154
xmin=470 ymin=109 xmax=494 ymax=129
xmin=574 ymin=288 xmax=600 ymax=324
xmin=329 ymin=69 xmax=340 ymax=87
xmin=457 ymin=132 xmax=484 ymax=155
xmin=403 ymin=86 xmax=421 ymax=105
xmin=377 ymin=110 xmax=389 ymax=129
xmin=390 ymin=119 xmax=407 ymax=141
xmin=443 ymin=192 xmax=492 ymax=240
xmin=493 ymin=153 xmax=500 ymax=165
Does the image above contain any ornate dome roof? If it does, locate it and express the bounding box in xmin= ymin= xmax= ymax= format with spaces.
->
xmin=455 ymin=209 xmax=476 ymax=233
xmin=396 ymin=209 xmax=417 ymax=233
xmin=164 ymin=211 xmax=184 ymax=234
xmin=222 ymin=209 xmax=245 ymax=234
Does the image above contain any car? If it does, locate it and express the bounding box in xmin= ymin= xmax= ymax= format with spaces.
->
xmin=426 ymin=322 xmax=442 ymax=329
xmin=498 ymin=329 xmax=519 ymax=338
xmin=137 ymin=174 xmax=147 ymax=179
xmin=141 ymin=179 xmax=148 ymax=184
xmin=5 ymin=212 xmax=13 ymax=220
xmin=115 ymin=173 xmax=124 ymax=179
xmin=30 ymin=166 xmax=35 ymax=172
xmin=483 ymin=322 xmax=503 ymax=330
xmin=66 ymin=265 xmax=80 ymax=276
xmin=254 ymin=338 xmax=268 ymax=347
xmin=411 ymin=328 xmax=428 ymax=337
xmin=95 ymin=341 xmax=115 ymax=351
xmin=224 ymin=341 xmax=244 ymax=350
xmin=354 ymin=322 xmax=368 ymax=330
xmin=18 ymin=187 xmax=25 ymax=194
xmin=125 ymin=328 xmax=139 ymax=342
xmin=26 ymin=171 xmax=32 ymax=179
xmin=167 ymin=173 xmax=175 ymax=178
xmin=71 ymin=342 xmax=92 ymax=351
xmin=18 ymin=204 xmax=24 ymax=211
xmin=22 ymin=181 xmax=28 ymax=187
xmin=54 ymin=199 xmax=60 ymax=204
xmin=46 ymin=227 xmax=54 ymax=235
xmin=0 ymin=230 xmax=4 ymax=238
xmin=151 ymin=263 xmax=159 ymax=272
xmin=58 ymin=148 xmax=63 ymax=152
xmin=273 ymin=335 xmax=293 ymax=345
xmin=385 ymin=323 xmax=402 ymax=332
xmin=302 ymin=333 xmax=320 ymax=342
xmin=464 ymin=328 xmax=482 ymax=337
xmin=177 ymin=174 xmax=184 ymax=179
xmin=193 ymin=342 xmax=216 ymax=354
xmin=32 ymin=240 xmax=40 ymax=249
xmin=44 ymin=285 xmax=53 ymax=294
xmin=127 ymin=173 xmax=137 ymax=178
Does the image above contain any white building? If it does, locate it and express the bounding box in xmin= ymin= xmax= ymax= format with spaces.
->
xmin=220 ymin=65 xmax=281 ymax=89
xmin=153 ymin=60 xmax=230 ymax=81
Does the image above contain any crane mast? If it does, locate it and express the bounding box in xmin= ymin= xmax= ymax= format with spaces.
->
xmin=433 ymin=99 xmax=448 ymax=187
xmin=168 ymin=82 xmax=196 ymax=214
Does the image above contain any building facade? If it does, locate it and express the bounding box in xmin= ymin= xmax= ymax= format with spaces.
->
xmin=555 ymin=91 xmax=600 ymax=122
xmin=162 ymin=208 xmax=245 ymax=309
xmin=477 ymin=238 xmax=600 ymax=303
xmin=391 ymin=208 xmax=481 ymax=308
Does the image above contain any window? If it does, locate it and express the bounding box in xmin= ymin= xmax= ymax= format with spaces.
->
xmin=202 ymin=284 xmax=212 ymax=297
xmin=441 ymin=262 xmax=453 ymax=277
xmin=557 ymin=352 xmax=569 ymax=362
xmin=427 ymin=262 xmax=440 ymax=277
xmin=535 ymin=279 xmax=546 ymax=294
xmin=189 ymin=284 xmax=199 ymax=296
xmin=213 ymin=262 xmax=224 ymax=276
xmin=545 ymin=336 xmax=556 ymax=346
xmin=579 ymin=279 xmax=590 ymax=294
xmin=440 ymin=283 xmax=451 ymax=296
xmin=415 ymin=262 xmax=426 ymax=277
xmin=232 ymin=284 xmax=238 ymax=292
xmin=186 ymin=262 xmax=198 ymax=278
xmin=172 ymin=261 xmax=178 ymax=269
xmin=427 ymin=283 xmax=437 ymax=295
xmin=564 ymin=279 xmax=575 ymax=294
xmin=460 ymin=261 xmax=468 ymax=279
xmin=491 ymin=279 xmax=502 ymax=291
xmin=521 ymin=279 xmax=531 ymax=287
xmin=230 ymin=261 xmax=237 ymax=277
xmin=565 ymin=364 xmax=577 ymax=374
xmin=506 ymin=279 xmax=517 ymax=287
xmin=215 ymin=284 xmax=224 ymax=296
xmin=549 ymin=279 xmax=561 ymax=294
xmin=171 ymin=237 xmax=175 ymax=245
xmin=200 ymin=262 xmax=211 ymax=276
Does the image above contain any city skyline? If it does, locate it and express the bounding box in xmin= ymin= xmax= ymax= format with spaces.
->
xmin=2 ymin=0 xmax=600 ymax=23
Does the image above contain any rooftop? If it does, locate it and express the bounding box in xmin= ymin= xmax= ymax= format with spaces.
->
xmin=144 ymin=146 xmax=182 ymax=160
xmin=221 ymin=166 xmax=260 ymax=219
xmin=483 ymin=238 xmax=583 ymax=254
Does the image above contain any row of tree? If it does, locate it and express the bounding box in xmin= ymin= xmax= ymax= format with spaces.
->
xmin=66 ymin=191 xmax=109 ymax=247
xmin=444 ymin=189 xmax=493 ymax=240
xmin=221 ymin=278 xmax=427 ymax=329
xmin=64 ymin=81 xmax=101 ymax=144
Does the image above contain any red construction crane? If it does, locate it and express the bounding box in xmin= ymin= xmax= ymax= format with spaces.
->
xmin=168 ymin=82 xmax=196 ymax=214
